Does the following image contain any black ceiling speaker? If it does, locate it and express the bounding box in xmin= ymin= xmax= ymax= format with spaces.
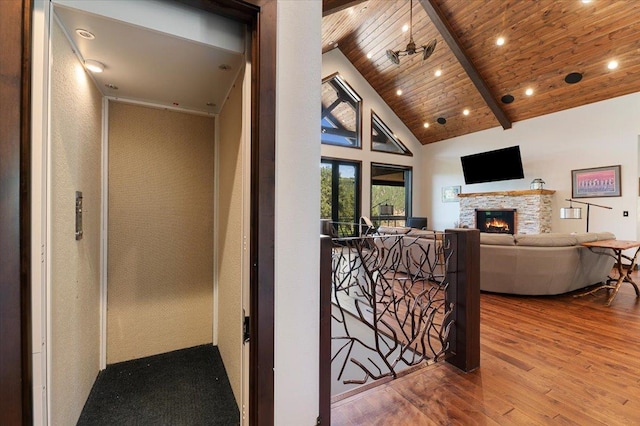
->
xmin=565 ymin=72 xmax=583 ymax=84
xmin=501 ymin=94 xmax=515 ymax=104
xmin=437 ymin=117 xmax=447 ymax=125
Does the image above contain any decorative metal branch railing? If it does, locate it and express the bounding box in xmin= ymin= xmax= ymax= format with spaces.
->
xmin=329 ymin=230 xmax=456 ymax=397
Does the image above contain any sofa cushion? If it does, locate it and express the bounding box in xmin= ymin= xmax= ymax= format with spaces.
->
xmin=573 ymin=233 xmax=598 ymax=244
xmin=407 ymin=229 xmax=439 ymax=239
xmin=377 ymin=226 xmax=411 ymax=235
xmin=515 ymin=233 xmax=578 ymax=247
xmin=594 ymin=231 xmax=616 ymax=241
xmin=480 ymin=233 xmax=515 ymax=246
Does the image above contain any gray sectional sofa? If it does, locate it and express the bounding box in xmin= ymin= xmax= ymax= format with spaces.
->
xmin=480 ymin=232 xmax=616 ymax=295
xmin=374 ymin=227 xmax=617 ymax=296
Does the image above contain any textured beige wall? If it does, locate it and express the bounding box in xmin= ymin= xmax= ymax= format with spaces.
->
xmin=107 ymin=102 xmax=215 ymax=363
xmin=217 ymin=70 xmax=245 ymax=404
xmin=50 ymin=19 xmax=103 ymax=426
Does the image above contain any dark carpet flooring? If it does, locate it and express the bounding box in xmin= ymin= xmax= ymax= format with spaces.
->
xmin=77 ymin=344 xmax=240 ymax=426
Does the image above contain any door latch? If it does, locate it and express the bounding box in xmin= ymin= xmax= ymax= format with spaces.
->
xmin=75 ymin=191 xmax=83 ymax=240
xmin=243 ymin=316 xmax=250 ymax=343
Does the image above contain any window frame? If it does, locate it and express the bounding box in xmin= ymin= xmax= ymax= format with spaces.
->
xmin=370 ymin=163 xmax=413 ymax=227
xmin=370 ymin=110 xmax=413 ymax=156
xmin=321 ymin=157 xmax=362 ymax=237
xmin=321 ymin=73 xmax=362 ymax=149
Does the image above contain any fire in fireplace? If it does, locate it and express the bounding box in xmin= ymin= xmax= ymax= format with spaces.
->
xmin=476 ymin=209 xmax=517 ymax=234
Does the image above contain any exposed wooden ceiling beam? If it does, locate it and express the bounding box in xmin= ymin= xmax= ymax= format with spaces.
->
xmin=419 ymin=0 xmax=512 ymax=130
xmin=322 ymin=0 xmax=367 ymax=17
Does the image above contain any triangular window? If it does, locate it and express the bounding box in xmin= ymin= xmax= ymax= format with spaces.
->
xmin=371 ymin=111 xmax=412 ymax=156
xmin=321 ymin=74 xmax=361 ymax=148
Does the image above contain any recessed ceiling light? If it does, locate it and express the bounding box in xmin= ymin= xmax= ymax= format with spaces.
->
xmin=84 ymin=60 xmax=104 ymax=73
xmin=607 ymin=60 xmax=619 ymax=70
xmin=437 ymin=117 xmax=447 ymax=125
xmin=434 ymin=69 xmax=442 ymax=77
xmin=581 ymin=0 xmax=592 ymax=3
xmin=565 ymin=72 xmax=583 ymax=84
xmin=396 ymin=89 xmax=403 ymax=95
xmin=402 ymin=24 xmax=409 ymax=33
xmin=525 ymin=88 xmax=534 ymax=96
xmin=496 ymin=37 xmax=505 ymax=46
xmin=75 ymin=28 xmax=95 ymax=40
xmin=463 ymin=109 xmax=470 ymax=116
xmin=501 ymin=94 xmax=515 ymax=104
xmin=423 ymin=122 xmax=429 ymax=128
xmin=367 ymin=52 xmax=373 ymax=59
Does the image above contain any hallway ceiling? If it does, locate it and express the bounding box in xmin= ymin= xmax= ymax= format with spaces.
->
xmin=53 ymin=3 xmax=245 ymax=115
xmin=323 ymin=0 xmax=640 ymax=145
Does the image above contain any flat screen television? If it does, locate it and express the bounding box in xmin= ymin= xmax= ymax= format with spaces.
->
xmin=461 ymin=145 xmax=524 ymax=184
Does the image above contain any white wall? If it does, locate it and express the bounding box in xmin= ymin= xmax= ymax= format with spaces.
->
xmin=321 ymin=49 xmax=426 ymax=217
xmin=50 ymin=17 xmax=103 ymax=426
xmin=217 ymin=69 xmax=245 ymax=405
xmin=423 ymin=92 xmax=640 ymax=242
xmin=274 ymin=0 xmax=321 ymax=424
xmin=106 ymin=102 xmax=215 ymax=364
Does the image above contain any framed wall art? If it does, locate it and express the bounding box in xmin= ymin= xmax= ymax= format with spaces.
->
xmin=442 ymin=185 xmax=461 ymax=202
xmin=571 ymin=165 xmax=621 ymax=198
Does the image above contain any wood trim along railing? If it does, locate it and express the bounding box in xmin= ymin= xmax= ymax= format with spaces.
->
xmin=444 ymin=228 xmax=481 ymax=372
xmin=319 ymin=235 xmax=333 ymax=425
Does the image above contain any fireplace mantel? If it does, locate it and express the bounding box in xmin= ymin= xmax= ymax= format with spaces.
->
xmin=458 ymin=189 xmax=555 ymax=234
xmin=458 ymin=189 xmax=556 ymax=198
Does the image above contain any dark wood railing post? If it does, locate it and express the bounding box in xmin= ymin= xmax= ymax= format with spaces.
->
xmin=318 ymin=235 xmax=332 ymax=425
xmin=445 ymin=228 xmax=480 ymax=372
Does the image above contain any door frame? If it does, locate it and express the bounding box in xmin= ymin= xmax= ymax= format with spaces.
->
xmin=0 ymin=0 xmax=277 ymax=424
xmin=0 ymin=0 xmax=33 ymax=424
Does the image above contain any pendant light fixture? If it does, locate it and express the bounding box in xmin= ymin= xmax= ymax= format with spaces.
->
xmin=386 ymin=0 xmax=437 ymax=65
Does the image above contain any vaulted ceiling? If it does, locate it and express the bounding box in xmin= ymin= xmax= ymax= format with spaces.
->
xmin=322 ymin=0 xmax=640 ymax=145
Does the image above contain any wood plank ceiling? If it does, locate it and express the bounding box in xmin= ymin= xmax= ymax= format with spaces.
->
xmin=322 ymin=0 xmax=640 ymax=145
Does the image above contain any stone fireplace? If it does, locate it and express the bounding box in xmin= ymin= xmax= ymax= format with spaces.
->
xmin=476 ymin=209 xmax=517 ymax=234
xmin=458 ymin=189 xmax=555 ymax=234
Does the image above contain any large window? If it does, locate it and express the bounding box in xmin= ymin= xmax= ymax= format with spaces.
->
xmin=321 ymin=74 xmax=361 ymax=148
xmin=371 ymin=163 xmax=412 ymax=227
xmin=321 ymin=159 xmax=361 ymax=237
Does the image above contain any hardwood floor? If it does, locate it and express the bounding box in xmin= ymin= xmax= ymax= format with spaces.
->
xmin=331 ymin=270 xmax=640 ymax=425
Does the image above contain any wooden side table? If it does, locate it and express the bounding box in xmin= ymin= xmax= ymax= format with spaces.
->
xmin=577 ymin=239 xmax=640 ymax=306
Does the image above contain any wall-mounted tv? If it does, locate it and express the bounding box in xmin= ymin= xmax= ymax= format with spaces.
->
xmin=461 ymin=145 xmax=525 ymax=184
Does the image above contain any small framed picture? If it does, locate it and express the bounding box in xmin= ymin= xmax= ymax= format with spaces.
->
xmin=571 ymin=165 xmax=621 ymax=198
xmin=442 ymin=185 xmax=461 ymax=203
